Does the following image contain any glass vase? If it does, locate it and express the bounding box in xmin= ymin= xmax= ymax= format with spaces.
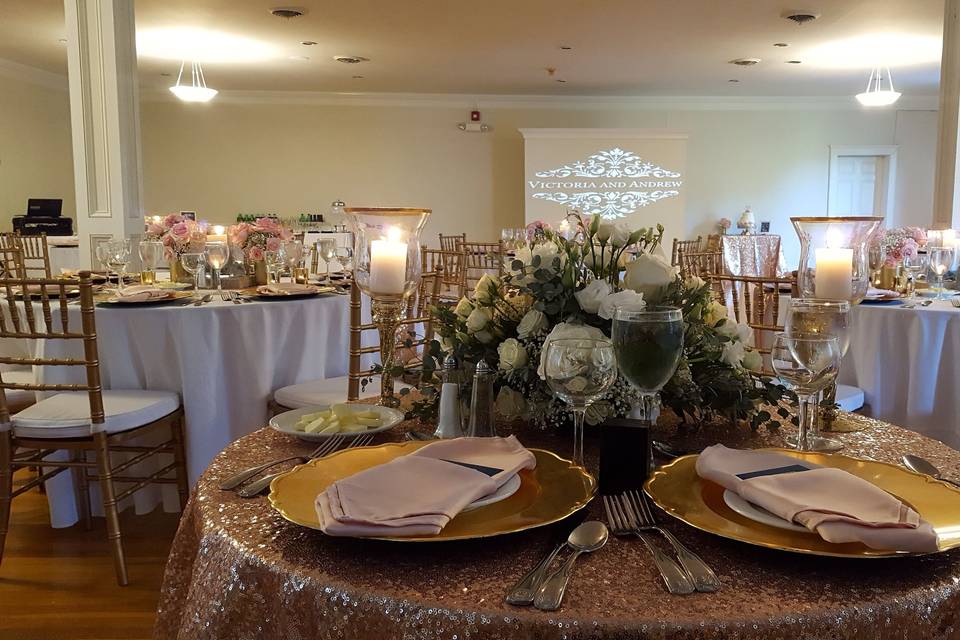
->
xmin=791 ymin=217 xmax=883 ymax=305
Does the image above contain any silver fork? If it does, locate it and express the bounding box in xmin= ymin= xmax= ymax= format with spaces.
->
xmin=624 ymin=490 xmax=720 ymax=592
xmin=602 ymin=495 xmax=694 ymax=594
xmin=238 ymin=433 xmax=376 ymax=498
xmin=229 ymin=290 xmax=243 ymax=304
xmin=219 ymin=436 xmax=344 ymax=490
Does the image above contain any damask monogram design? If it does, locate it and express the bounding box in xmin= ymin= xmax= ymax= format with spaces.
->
xmin=531 ymin=191 xmax=680 ymax=219
xmin=534 ymin=147 xmax=681 ymax=179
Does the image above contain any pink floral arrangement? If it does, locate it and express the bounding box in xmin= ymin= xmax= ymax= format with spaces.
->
xmin=880 ymin=226 xmax=928 ymax=266
xmin=228 ymin=217 xmax=294 ymax=263
xmin=718 ymin=218 xmax=732 ymax=231
xmin=525 ymin=220 xmax=552 ymax=243
xmin=144 ymin=214 xmax=206 ymax=259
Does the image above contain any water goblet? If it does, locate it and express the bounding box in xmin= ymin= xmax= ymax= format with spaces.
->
xmin=180 ymin=251 xmax=206 ymax=300
xmin=771 ymin=332 xmax=842 ymax=452
xmin=264 ymin=249 xmax=284 ymax=283
xmin=205 ymin=241 xmax=229 ymax=295
xmin=104 ymin=239 xmax=131 ymax=293
xmin=335 ymin=246 xmax=353 ymax=275
xmin=95 ymin=243 xmax=115 ymax=292
xmin=928 ymin=246 xmax=955 ymax=300
xmin=543 ymin=337 xmax=618 ymax=466
xmin=611 ymin=307 xmax=684 ymax=424
xmin=318 ymin=239 xmax=337 ymax=284
xmin=902 ymin=252 xmax=929 ymax=301
xmin=138 ymin=240 xmax=163 ymax=285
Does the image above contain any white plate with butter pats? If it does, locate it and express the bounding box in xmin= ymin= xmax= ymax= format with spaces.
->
xmin=270 ymin=404 xmax=405 ymax=442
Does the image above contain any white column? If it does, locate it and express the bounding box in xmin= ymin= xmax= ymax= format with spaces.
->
xmin=934 ymin=0 xmax=960 ymax=230
xmin=63 ymin=0 xmax=144 ymax=268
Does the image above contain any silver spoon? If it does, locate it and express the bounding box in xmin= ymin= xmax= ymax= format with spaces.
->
xmin=902 ymin=454 xmax=960 ymax=488
xmin=533 ymin=521 xmax=608 ymax=611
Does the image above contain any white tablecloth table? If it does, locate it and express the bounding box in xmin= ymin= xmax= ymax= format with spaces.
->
xmin=841 ymin=299 xmax=960 ymax=449
xmin=25 ymin=292 xmax=352 ymax=527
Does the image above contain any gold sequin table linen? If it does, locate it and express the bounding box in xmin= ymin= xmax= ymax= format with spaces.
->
xmin=156 ymin=414 xmax=960 ymax=639
xmin=721 ymin=235 xmax=787 ymax=277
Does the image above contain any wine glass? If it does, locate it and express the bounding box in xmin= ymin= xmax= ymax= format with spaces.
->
xmin=784 ymin=298 xmax=851 ymax=447
xmin=902 ymin=252 xmax=929 ymax=301
xmin=612 ymin=307 xmax=684 ymax=424
xmin=282 ymin=240 xmax=305 ymax=283
xmin=138 ymin=240 xmax=163 ymax=285
xmin=205 ymin=242 xmax=229 ymax=295
xmin=771 ymin=333 xmax=842 ymax=452
xmin=335 ymin=246 xmax=353 ymax=276
xmin=180 ymin=251 xmax=206 ymax=300
xmin=318 ymin=239 xmax=337 ymax=284
xmin=104 ymin=239 xmax=131 ymax=293
xmin=501 ymin=228 xmax=515 ymax=249
xmin=95 ymin=243 xmax=114 ymax=292
xmin=265 ymin=249 xmax=283 ymax=283
xmin=928 ymin=246 xmax=955 ymax=300
xmin=543 ymin=337 xmax=617 ymax=466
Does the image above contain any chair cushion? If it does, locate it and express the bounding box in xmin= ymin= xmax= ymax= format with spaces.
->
xmin=273 ymin=377 xmax=412 ymax=410
xmin=836 ymin=384 xmax=865 ymax=413
xmin=3 ymin=369 xmax=38 ymax=409
xmin=12 ymin=390 xmax=181 ymax=438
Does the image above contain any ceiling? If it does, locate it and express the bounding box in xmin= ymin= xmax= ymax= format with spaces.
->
xmin=0 ymin=0 xmax=945 ymax=97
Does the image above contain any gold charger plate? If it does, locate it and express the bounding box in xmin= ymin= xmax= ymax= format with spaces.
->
xmin=98 ymin=290 xmax=193 ymax=305
xmin=645 ymin=448 xmax=960 ymax=558
xmin=269 ymin=441 xmax=596 ymax=542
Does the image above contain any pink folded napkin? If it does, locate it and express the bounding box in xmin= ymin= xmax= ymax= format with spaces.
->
xmin=316 ymin=436 xmax=536 ymax=537
xmin=258 ymin=283 xmax=316 ymax=296
xmin=696 ymin=445 xmax=939 ymax=553
xmin=113 ymin=286 xmax=169 ymax=302
xmin=866 ymin=287 xmax=900 ymax=298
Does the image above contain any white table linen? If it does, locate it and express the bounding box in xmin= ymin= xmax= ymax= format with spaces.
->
xmin=22 ymin=293 xmax=352 ymax=526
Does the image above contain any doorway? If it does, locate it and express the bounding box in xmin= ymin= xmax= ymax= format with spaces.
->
xmin=827 ymin=145 xmax=898 ymax=218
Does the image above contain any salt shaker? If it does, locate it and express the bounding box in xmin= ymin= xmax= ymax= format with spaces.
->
xmin=433 ymin=354 xmax=463 ymax=439
xmin=467 ymin=359 xmax=497 ymax=438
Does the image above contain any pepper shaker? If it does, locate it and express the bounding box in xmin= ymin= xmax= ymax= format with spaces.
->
xmin=433 ymin=354 xmax=463 ymax=439
xmin=467 ymin=359 xmax=496 ymax=438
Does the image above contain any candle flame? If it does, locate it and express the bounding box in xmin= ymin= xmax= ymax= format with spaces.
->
xmin=385 ymin=226 xmax=403 ymax=243
xmin=825 ymin=227 xmax=845 ymax=249
xmin=212 ymin=224 xmax=225 ymax=235
xmin=151 ymin=215 xmax=162 ymax=223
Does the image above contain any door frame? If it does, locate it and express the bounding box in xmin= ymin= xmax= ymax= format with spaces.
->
xmin=827 ymin=145 xmax=898 ymax=218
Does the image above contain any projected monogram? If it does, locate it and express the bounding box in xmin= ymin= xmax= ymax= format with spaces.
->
xmin=528 ymin=147 xmax=683 ymax=219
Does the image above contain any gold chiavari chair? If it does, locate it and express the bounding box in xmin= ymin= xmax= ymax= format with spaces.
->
xmin=457 ymin=240 xmax=504 ymax=293
xmin=421 ymin=247 xmax=466 ymax=303
xmin=712 ymin=274 xmax=797 ymax=372
xmin=671 ymin=236 xmax=703 ymax=267
xmin=0 ymin=245 xmax=24 ymax=280
xmin=0 ymin=232 xmax=52 ymax=278
xmin=0 ymin=272 xmax=188 ymax=585
xmin=439 ymin=233 xmax=466 ymax=253
xmin=271 ymin=268 xmax=444 ymax=413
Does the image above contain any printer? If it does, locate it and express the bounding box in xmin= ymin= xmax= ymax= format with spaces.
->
xmin=12 ymin=198 xmax=73 ymax=236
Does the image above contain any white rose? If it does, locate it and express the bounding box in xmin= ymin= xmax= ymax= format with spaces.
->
xmin=703 ymin=300 xmax=728 ymax=326
xmin=715 ymin=319 xmax=738 ymax=339
xmin=537 ymin=322 xmax=609 ymax=380
xmin=597 ymin=289 xmax=646 ymax=320
xmin=685 ymin=275 xmax=706 ymax=290
xmin=736 ymin=322 xmax=754 ymax=345
xmin=742 ymin=349 xmax=763 ymax=372
xmin=465 ymin=307 xmax=491 ymax=333
xmin=609 ymin=223 xmax=631 ymax=248
xmin=574 ymin=279 xmax=613 ymax=314
xmin=473 ymin=273 xmax=500 ymax=304
xmin=721 ymin=340 xmax=746 ymax=367
xmin=596 ymin=223 xmax=613 ymax=243
xmin=623 ymin=253 xmax=678 ymax=304
xmin=497 ymin=338 xmax=528 ymax=372
xmin=532 ymin=241 xmax=567 ymax=275
xmin=516 ymin=309 xmax=548 ymax=339
xmin=475 ymin=330 xmax=494 ymax=344
xmin=454 ymin=297 xmax=474 ymax=319
xmin=494 ymin=386 xmax=527 ymax=419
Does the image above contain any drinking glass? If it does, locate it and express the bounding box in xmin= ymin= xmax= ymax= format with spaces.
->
xmin=501 ymin=228 xmax=515 ymax=248
xmin=180 ymin=252 xmax=206 ymax=299
xmin=282 ymin=240 xmax=304 ymax=274
xmin=95 ymin=243 xmax=114 ymax=292
xmin=543 ymin=337 xmax=617 ymax=466
xmin=138 ymin=240 xmax=163 ymax=285
xmin=104 ymin=239 xmax=131 ymax=293
xmin=902 ymin=252 xmax=929 ymax=301
xmin=205 ymin=241 xmax=229 ymax=295
xmin=928 ymin=247 xmax=955 ymax=300
xmin=318 ymin=239 xmax=337 ymax=284
xmin=335 ymin=246 xmax=353 ymax=275
xmin=264 ymin=250 xmax=283 ymax=283
xmin=771 ymin=333 xmax=842 ymax=452
xmin=612 ymin=307 xmax=684 ymax=424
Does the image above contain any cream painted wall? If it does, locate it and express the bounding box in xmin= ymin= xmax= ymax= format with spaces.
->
xmin=140 ymin=99 xmax=935 ymax=266
xmin=0 ymin=75 xmax=74 ymax=225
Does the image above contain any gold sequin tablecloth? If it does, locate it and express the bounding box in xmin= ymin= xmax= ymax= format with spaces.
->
xmin=721 ymin=235 xmax=786 ymax=277
xmin=155 ymin=414 xmax=960 ymax=640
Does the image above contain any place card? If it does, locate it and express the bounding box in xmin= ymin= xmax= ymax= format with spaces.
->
xmin=599 ymin=417 xmax=651 ymax=494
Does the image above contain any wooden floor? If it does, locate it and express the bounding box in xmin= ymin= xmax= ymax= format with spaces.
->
xmin=0 ymin=472 xmax=180 ymax=640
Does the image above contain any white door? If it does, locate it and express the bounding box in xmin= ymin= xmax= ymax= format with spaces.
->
xmin=829 ymin=154 xmax=891 ymax=216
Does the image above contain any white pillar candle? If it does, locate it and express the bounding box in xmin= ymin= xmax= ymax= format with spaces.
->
xmin=815 ymin=247 xmax=853 ymax=300
xmin=369 ymin=228 xmax=408 ymax=294
xmin=207 ymin=225 xmax=228 ymax=244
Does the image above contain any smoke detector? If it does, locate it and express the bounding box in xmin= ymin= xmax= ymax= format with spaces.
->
xmin=729 ymin=58 xmax=761 ymax=66
xmin=270 ymin=7 xmax=306 ymax=18
xmin=334 ymin=55 xmax=369 ymax=64
xmin=782 ymin=10 xmax=821 ymax=25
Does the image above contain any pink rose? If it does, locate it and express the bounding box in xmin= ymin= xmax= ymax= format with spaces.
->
xmin=279 ymin=227 xmax=294 ymax=241
xmin=163 ymin=214 xmax=183 ymax=228
xmin=266 ymin=236 xmax=281 ymax=252
xmin=248 ymin=245 xmax=265 ymax=262
xmin=255 ymin=217 xmax=280 ymax=233
xmin=146 ymin=223 xmax=164 ymax=238
xmin=170 ymin=222 xmax=189 ymax=238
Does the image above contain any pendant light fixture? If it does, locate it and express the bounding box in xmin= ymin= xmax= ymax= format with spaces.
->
xmin=855 ymin=67 xmax=901 ymax=107
xmin=169 ymin=61 xmax=218 ymax=103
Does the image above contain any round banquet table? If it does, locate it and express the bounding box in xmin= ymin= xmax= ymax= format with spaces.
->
xmin=156 ymin=413 xmax=960 ymax=640
xmin=24 ymin=292 xmax=352 ymax=527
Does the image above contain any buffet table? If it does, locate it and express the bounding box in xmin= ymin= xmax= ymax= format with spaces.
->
xmin=156 ymin=414 xmax=960 ymax=640
xmin=33 ymin=293 xmax=353 ymax=527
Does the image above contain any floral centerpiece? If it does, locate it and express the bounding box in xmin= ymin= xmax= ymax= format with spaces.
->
xmin=718 ymin=218 xmax=732 ymax=235
xmin=144 ymin=214 xmax=206 ymax=281
xmin=423 ymin=214 xmax=789 ymax=431
xmin=228 ymin=217 xmax=294 ymax=263
xmin=879 ymin=226 xmax=927 ymax=266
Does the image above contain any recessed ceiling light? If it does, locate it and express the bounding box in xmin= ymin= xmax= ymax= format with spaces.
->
xmin=301 ymin=41 xmax=318 ymax=46
xmin=805 ymin=33 xmax=941 ymax=69
xmin=352 ymin=75 xmax=364 ymax=79
xmin=559 ymin=45 xmax=572 ymax=50
xmin=334 ymin=56 xmax=369 ymax=64
xmin=269 ymin=7 xmax=306 ymax=19
xmin=556 ymin=79 xmax=567 ymax=83
xmin=137 ymin=28 xmax=276 ymax=63
xmin=786 ymin=60 xmax=802 ymax=64
xmin=160 ymin=72 xmax=171 ymax=77
xmin=729 ymin=58 xmax=761 ymax=66
xmin=773 ymin=42 xmax=789 ymax=47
